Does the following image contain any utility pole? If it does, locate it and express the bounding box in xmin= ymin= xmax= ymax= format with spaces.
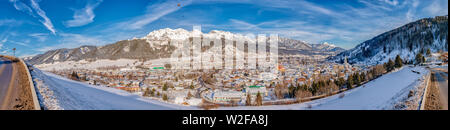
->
xmin=12 ymin=48 xmax=16 ymax=57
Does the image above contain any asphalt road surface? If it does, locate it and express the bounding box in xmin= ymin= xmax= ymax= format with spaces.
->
xmin=431 ymin=68 xmax=448 ymax=110
xmin=0 ymin=57 xmax=16 ymax=109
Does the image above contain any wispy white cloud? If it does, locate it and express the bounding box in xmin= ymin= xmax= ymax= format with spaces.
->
xmin=29 ymin=33 xmax=49 ymax=42
xmin=9 ymin=0 xmax=56 ymax=34
xmin=406 ymin=0 xmax=419 ymax=22
xmin=424 ymin=0 xmax=448 ymax=16
xmin=37 ymin=33 xmax=106 ymax=52
xmin=9 ymin=0 xmax=34 ymax=16
xmin=229 ymin=19 xmax=260 ymax=30
xmin=234 ymin=20 xmax=341 ymax=44
xmin=1 ymin=37 xmax=7 ymax=43
xmin=358 ymin=0 xmax=393 ymax=11
xmin=294 ymin=0 xmax=341 ymax=16
xmin=0 ymin=19 xmax=23 ymax=27
xmin=64 ymin=0 xmax=103 ymax=27
xmin=9 ymin=40 xmax=30 ymax=47
xmin=30 ymin=0 xmax=56 ymax=34
xmin=0 ymin=51 xmax=8 ymax=54
xmin=59 ymin=33 xmax=105 ymax=46
xmin=380 ymin=0 xmax=399 ymax=6
xmin=0 ymin=37 xmax=6 ymax=50
xmin=216 ymin=0 xmax=431 ymax=49
xmin=204 ymin=0 xmax=345 ymax=17
xmin=118 ymin=0 xmax=193 ymax=30
xmin=0 ymin=37 xmax=9 ymax=54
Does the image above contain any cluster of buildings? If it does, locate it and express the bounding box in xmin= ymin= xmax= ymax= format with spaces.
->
xmin=50 ymin=57 xmax=363 ymax=106
xmin=203 ymin=57 xmax=362 ymax=104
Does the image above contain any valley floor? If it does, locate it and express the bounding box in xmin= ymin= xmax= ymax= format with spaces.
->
xmin=218 ymin=66 xmax=429 ymax=110
xmin=30 ymin=65 xmax=429 ymax=110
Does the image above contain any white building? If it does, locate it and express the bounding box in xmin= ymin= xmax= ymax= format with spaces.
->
xmin=212 ymin=91 xmax=243 ymax=103
xmin=244 ymin=86 xmax=268 ymax=96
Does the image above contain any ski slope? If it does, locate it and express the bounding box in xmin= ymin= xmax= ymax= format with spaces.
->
xmin=219 ymin=66 xmax=429 ymax=110
xmin=30 ymin=68 xmax=197 ymax=110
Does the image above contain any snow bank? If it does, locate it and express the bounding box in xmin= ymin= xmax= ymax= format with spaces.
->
xmin=30 ymin=67 xmax=197 ymax=110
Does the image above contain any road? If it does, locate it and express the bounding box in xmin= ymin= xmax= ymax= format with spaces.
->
xmin=431 ymin=67 xmax=448 ymax=110
xmin=0 ymin=57 xmax=17 ymax=109
xmin=0 ymin=56 xmax=35 ymax=110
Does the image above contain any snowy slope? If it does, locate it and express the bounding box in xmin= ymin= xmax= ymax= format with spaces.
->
xmin=30 ymin=68 xmax=197 ymax=110
xmin=330 ymin=15 xmax=448 ymax=65
xmin=219 ymin=66 xmax=429 ymax=110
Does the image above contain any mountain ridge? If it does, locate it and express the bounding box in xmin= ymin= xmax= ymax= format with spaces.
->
xmin=329 ymin=15 xmax=448 ymax=65
xmin=27 ymin=28 xmax=346 ymax=65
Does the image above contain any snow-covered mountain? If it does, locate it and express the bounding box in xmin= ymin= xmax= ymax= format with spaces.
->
xmin=29 ymin=45 xmax=98 ymax=64
xmin=329 ymin=15 xmax=448 ymax=65
xmin=311 ymin=42 xmax=346 ymax=53
xmin=27 ymin=28 xmax=346 ymax=65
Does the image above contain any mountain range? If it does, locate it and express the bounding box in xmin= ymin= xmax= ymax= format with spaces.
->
xmin=27 ymin=29 xmax=345 ymax=65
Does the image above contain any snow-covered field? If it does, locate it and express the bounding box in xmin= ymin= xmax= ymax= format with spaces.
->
xmin=219 ymin=66 xmax=429 ymax=110
xmin=30 ymin=67 xmax=197 ymax=110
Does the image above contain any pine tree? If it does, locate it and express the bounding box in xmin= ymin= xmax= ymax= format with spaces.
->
xmin=256 ymin=92 xmax=263 ymax=106
xmin=310 ymin=82 xmax=318 ymax=95
xmin=150 ymin=88 xmax=155 ymax=97
xmin=355 ymin=72 xmax=361 ymax=86
xmin=288 ymin=84 xmax=295 ymax=98
xmin=387 ymin=59 xmax=395 ymax=72
xmin=395 ymin=55 xmax=403 ymax=68
xmin=162 ymin=94 xmax=168 ymax=101
xmin=416 ymin=53 xmax=424 ymax=64
xmin=338 ymin=77 xmax=345 ymax=87
xmin=421 ymin=55 xmax=426 ymax=63
xmin=162 ymin=83 xmax=168 ymax=91
xmin=362 ymin=72 xmax=367 ymax=82
xmin=143 ymin=88 xmax=150 ymax=97
xmin=347 ymin=74 xmax=354 ymax=89
xmin=246 ymin=93 xmax=252 ymax=106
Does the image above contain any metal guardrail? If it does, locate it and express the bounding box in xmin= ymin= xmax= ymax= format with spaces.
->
xmin=418 ymin=72 xmax=431 ymax=110
xmin=19 ymin=59 xmax=41 ymax=110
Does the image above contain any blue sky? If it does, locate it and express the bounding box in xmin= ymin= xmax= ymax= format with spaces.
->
xmin=0 ymin=0 xmax=448 ymax=57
